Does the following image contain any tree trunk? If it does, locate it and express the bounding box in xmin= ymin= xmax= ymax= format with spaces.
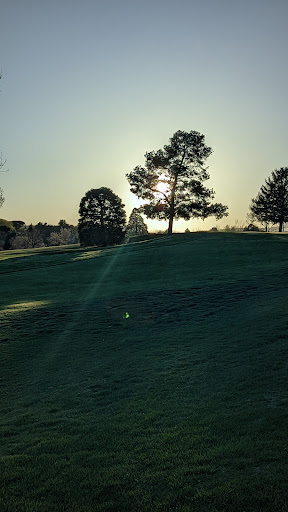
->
xmin=100 ymin=204 xmax=106 ymax=244
xmin=168 ymin=216 xmax=173 ymax=235
xmin=167 ymin=175 xmax=177 ymax=235
xmin=279 ymin=221 xmax=283 ymax=232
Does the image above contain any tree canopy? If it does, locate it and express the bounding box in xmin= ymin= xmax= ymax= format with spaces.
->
xmin=0 ymin=218 xmax=15 ymax=249
xmin=250 ymin=167 xmax=288 ymax=232
xmin=78 ymin=187 xmax=126 ymax=247
xmin=126 ymin=130 xmax=228 ymax=234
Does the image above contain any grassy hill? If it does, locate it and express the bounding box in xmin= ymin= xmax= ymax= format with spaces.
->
xmin=1 ymin=232 xmax=288 ymax=511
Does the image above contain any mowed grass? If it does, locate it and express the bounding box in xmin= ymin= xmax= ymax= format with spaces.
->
xmin=1 ymin=232 xmax=288 ymax=512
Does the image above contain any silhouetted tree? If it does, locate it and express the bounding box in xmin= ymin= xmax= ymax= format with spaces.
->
xmin=126 ymin=130 xmax=228 ymax=234
xmin=244 ymin=223 xmax=260 ymax=232
xmin=35 ymin=222 xmax=60 ymax=245
xmin=0 ymin=150 xmax=5 ymax=208
xmin=0 ymin=187 xmax=4 ymax=208
xmin=78 ymin=187 xmax=126 ymax=247
xmin=10 ymin=221 xmax=78 ymax=249
xmin=0 ymin=219 xmax=15 ymax=249
xmin=58 ymin=219 xmax=70 ymax=229
xmin=0 ymin=73 xmax=8 ymax=203
xmin=0 ymin=152 xmax=7 ymax=171
xmin=26 ymin=224 xmax=44 ymax=248
xmin=11 ymin=224 xmax=44 ymax=249
xmin=250 ymin=167 xmax=288 ymax=232
xmin=126 ymin=208 xmax=148 ymax=236
xmin=12 ymin=220 xmax=25 ymax=231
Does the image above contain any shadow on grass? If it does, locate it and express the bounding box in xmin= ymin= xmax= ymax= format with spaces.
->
xmin=2 ymin=233 xmax=288 ymax=510
xmin=1 ymin=288 xmax=288 ymax=511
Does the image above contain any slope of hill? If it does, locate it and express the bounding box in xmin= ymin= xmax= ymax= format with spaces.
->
xmin=1 ymin=232 xmax=288 ymax=511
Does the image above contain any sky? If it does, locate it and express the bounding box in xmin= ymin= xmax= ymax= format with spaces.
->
xmin=1 ymin=0 xmax=288 ymax=232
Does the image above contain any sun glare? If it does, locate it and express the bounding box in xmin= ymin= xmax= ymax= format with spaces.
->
xmin=156 ymin=175 xmax=169 ymax=197
xmin=131 ymin=194 xmax=144 ymax=208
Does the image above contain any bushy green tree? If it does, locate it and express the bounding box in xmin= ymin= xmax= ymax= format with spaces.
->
xmin=126 ymin=130 xmax=228 ymax=234
xmin=78 ymin=187 xmax=126 ymax=247
xmin=126 ymin=208 xmax=148 ymax=236
xmin=250 ymin=167 xmax=288 ymax=232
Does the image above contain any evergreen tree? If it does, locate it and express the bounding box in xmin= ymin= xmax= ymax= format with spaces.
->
xmin=250 ymin=167 xmax=288 ymax=232
xmin=78 ymin=187 xmax=126 ymax=247
xmin=126 ymin=130 xmax=228 ymax=234
xmin=126 ymin=208 xmax=148 ymax=236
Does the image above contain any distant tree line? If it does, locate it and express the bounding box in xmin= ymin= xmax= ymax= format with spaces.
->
xmin=0 ymin=220 xmax=78 ymax=250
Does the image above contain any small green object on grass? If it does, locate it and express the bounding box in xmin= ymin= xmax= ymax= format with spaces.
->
xmin=123 ymin=312 xmax=130 ymax=319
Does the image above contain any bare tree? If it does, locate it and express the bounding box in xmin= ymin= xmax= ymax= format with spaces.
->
xmin=0 ymin=72 xmax=8 ymax=207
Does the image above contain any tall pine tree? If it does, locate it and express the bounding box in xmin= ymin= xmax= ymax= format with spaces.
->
xmin=126 ymin=130 xmax=228 ymax=234
xmin=126 ymin=208 xmax=148 ymax=236
xmin=250 ymin=167 xmax=288 ymax=232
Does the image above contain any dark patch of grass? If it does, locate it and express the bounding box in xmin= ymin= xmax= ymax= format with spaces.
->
xmin=1 ymin=233 xmax=288 ymax=511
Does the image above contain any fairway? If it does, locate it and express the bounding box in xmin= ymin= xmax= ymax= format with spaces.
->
xmin=1 ymin=232 xmax=288 ymax=512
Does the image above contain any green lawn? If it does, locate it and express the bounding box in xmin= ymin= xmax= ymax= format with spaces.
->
xmin=1 ymin=232 xmax=288 ymax=511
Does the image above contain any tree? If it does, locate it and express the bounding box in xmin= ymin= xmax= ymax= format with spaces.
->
xmin=0 ymin=219 xmax=15 ymax=250
xmin=12 ymin=224 xmax=44 ymax=249
xmin=58 ymin=219 xmax=70 ymax=229
xmin=26 ymin=224 xmax=44 ymax=248
xmin=244 ymin=223 xmax=260 ymax=232
xmin=0 ymin=73 xmax=8 ymax=205
xmin=126 ymin=130 xmax=228 ymax=234
xmin=0 ymin=154 xmax=7 ymax=208
xmin=78 ymin=187 xmax=126 ymax=247
xmin=250 ymin=167 xmax=288 ymax=232
xmin=49 ymin=227 xmax=77 ymax=246
xmin=126 ymin=208 xmax=148 ymax=237
xmin=249 ymin=191 xmax=272 ymax=232
xmin=12 ymin=220 xmax=25 ymax=231
xmin=34 ymin=222 xmax=58 ymax=245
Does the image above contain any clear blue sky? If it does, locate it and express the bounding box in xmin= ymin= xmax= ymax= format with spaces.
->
xmin=1 ymin=0 xmax=288 ymax=231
